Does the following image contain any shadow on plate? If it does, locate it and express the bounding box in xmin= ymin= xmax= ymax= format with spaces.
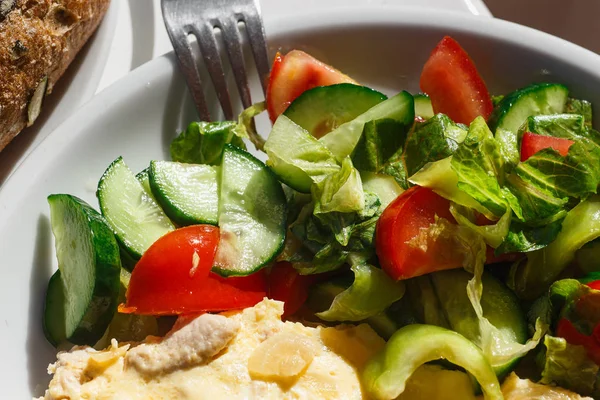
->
xmin=129 ymin=0 xmax=156 ymax=71
xmin=27 ymin=214 xmax=55 ymax=396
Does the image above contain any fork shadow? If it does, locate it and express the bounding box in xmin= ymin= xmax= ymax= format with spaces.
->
xmin=26 ymin=214 xmax=56 ymax=396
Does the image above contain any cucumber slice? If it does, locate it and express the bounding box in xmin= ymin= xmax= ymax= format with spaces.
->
xmin=489 ymin=83 xmax=568 ymax=134
xmin=414 ymin=93 xmax=434 ymax=120
xmin=320 ymin=91 xmax=415 ymax=161
xmin=45 ymin=194 xmax=121 ymax=346
xmin=98 ymin=157 xmax=175 ymax=259
xmin=149 ymin=161 xmax=219 ymax=226
xmin=213 ymin=145 xmax=287 ymax=276
xmin=43 ymin=270 xmax=66 ymax=347
xmin=284 ymin=83 xmax=387 ymax=138
xmin=135 ymin=168 xmax=153 ymax=195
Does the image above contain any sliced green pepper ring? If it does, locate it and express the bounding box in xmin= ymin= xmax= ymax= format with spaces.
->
xmin=362 ymin=324 xmax=503 ymax=400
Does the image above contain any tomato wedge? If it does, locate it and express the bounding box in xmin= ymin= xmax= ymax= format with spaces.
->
xmin=420 ymin=36 xmax=493 ymax=125
xmin=121 ymin=225 xmax=267 ymax=315
xmin=520 ymin=131 xmax=574 ymax=162
xmin=376 ymin=186 xmax=464 ymax=280
xmin=266 ymin=50 xmax=356 ymax=122
xmin=268 ymin=261 xmax=313 ymax=317
xmin=556 ymin=318 xmax=600 ymax=365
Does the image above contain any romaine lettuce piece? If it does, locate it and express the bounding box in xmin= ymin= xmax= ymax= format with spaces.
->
xmin=264 ymin=115 xmax=340 ymax=193
xmin=316 ymin=262 xmax=405 ymax=322
xmin=403 ymin=113 xmax=466 ymax=179
xmin=539 ymin=335 xmax=599 ymax=397
xmin=451 ymin=116 xmax=508 ymax=218
xmin=312 ymin=157 xmax=365 ymax=214
xmin=170 ymin=120 xmax=244 ymax=165
xmin=351 ymin=118 xmax=409 ymax=174
xmin=510 ymin=196 xmax=600 ymax=299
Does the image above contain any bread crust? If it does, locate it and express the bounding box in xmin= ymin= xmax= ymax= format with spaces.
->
xmin=0 ymin=0 xmax=111 ymax=151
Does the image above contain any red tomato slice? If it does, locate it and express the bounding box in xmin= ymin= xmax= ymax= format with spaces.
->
xmin=520 ymin=131 xmax=574 ymax=162
xmin=376 ymin=186 xmax=463 ymax=280
xmin=268 ymin=261 xmax=314 ymax=317
xmin=266 ymin=50 xmax=356 ymax=122
xmin=556 ymin=318 xmax=600 ymax=365
xmin=121 ymin=225 xmax=267 ymax=315
xmin=420 ymin=36 xmax=493 ymax=125
xmin=587 ymin=280 xmax=600 ymax=291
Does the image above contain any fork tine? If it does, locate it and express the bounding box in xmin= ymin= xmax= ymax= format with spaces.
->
xmin=219 ymin=17 xmax=252 ymax=109
xmin=164 ymin=26 xmax=211 ymax=122
xmin=191 ymin=22 xmax=234 ymax=121
xmin=242 ymin=2 xmax=271 ymax=94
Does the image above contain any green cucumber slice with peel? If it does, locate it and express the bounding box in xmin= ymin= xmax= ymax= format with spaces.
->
xmin=149 ymin=161 xmax=219 ymax=226
xmin=97 ymin=157 xmax=175 ymax=259
xmin=44 ymin=194 xmax=121 ymax=346
xmin=213 ymin=145 xmax=287 ymax=276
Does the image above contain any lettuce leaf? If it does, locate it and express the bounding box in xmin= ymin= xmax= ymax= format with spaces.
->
xmin=565 ymin=98 xmax=593 ymax=128
xmin=451 ymin=117 xmax=508 ymax=217
xmin=509 ymin=196 xmax=600 ymax=299
xmin=351 ymin=118 xmax=409 ymax=174
xmin=515 ymin=145 xmax=600 ymax=200
xmin=450 ymin=204 xmax=511 ymax=249
xmin=289 ymin=191 xmax=381 ymax=275
xmin=264 ymin=115 xmax=341 ymax=193
xmin=316 ymin=261 xmax=405 ymax=321
xmin=170 ymin=120 xmax=245 ymax=165
xmin=409 ymin=157 xmax=494 ymax=218
xmin=232 ymin=101 xmax=267 ymax=150
xmin=313 ymin=157 xmax=365 ymax=214
xmin=496 ymin=218 xmax=564 ymax=254
xmin=539 ymin=335 xmax=599 ymax=397
xmin=403 ymin=114 xmax=467 ymax=179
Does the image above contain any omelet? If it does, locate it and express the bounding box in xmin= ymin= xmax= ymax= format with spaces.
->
xmin=38 ymin=298 xmax=385 ymax=400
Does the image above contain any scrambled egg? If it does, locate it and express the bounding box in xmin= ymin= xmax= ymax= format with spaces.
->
xmin=38 ymin=299 xmax=385 ymax=400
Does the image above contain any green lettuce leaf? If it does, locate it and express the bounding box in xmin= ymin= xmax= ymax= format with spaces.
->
xmin=351 ymin=118 xmax=409 ymax=173
xmin=264 ymin=115 xmax=340 ymax=193
xmin=509 ymin=196 xmax=600 ymax=300
xmin=316 ymin=261 xmax=406 ymax=321
xmin=515 ymin=146 xmax=600 ymax=200
xmin=496 ymin=218 xmax=564 ymax=254
xmin=170 ymin=120 xmax=244 ymax=165
xmin=504 ymin=173 xmax=567 ymax=225
xmin=565 ymin=98 xmax=593 ymax=128
xmin=313 ymin=157 xmax=365 ymax=214
xmin=450 ymin=204 xmax=511 ymax=249
xmin=233 ymin=101 xmax=267 ymax=150
xmin=403 ymin=113 xmax=467 ymax=178
xmin=451 ymin=117 xmax=508 ymax=218
xmin=409 ymin=157 xmax=494 ymax=218
xmin=539 ymin=335 xmax=599 ymax=397
xmin=289 ymin=192 xmax=381 ymax=275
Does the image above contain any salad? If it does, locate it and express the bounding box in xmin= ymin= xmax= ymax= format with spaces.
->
xmin=40 ymin=35 xmax=600 ymax=399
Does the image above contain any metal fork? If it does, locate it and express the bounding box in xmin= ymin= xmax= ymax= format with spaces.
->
xmin=161 ymin=0 xmax=270 ymax=122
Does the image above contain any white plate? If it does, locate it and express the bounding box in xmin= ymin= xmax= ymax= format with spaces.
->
xmin=0 ymin=1 xmax=118 ymax=185
xmin=2 ymin=7 xmax=600 ymax=398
